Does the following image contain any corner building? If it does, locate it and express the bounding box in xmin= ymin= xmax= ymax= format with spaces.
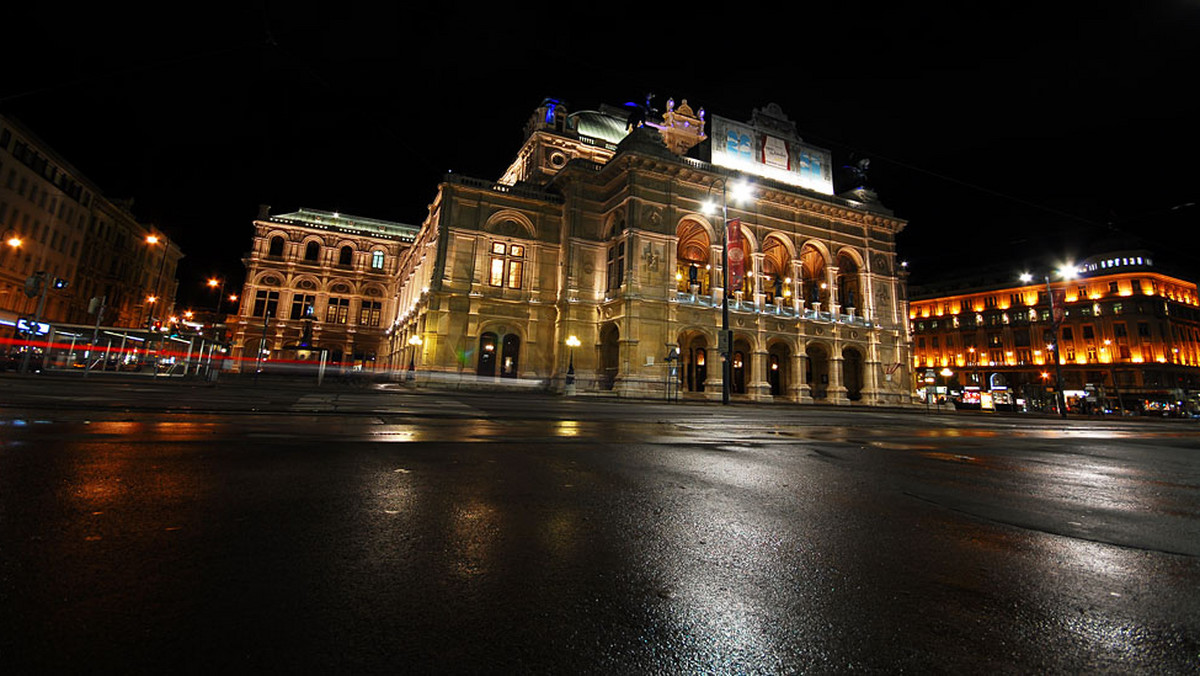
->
xmin=909 ymin=251 xmax=1200 ymax=414
xmin=387 ymin=99 xmax=913 ymax=404
xmin=230 ymin=207 xmax=417 ymax=370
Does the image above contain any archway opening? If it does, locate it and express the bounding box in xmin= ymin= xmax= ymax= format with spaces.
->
xmin=768 ymin=341 xmax=791 ymax=396
xmin=501 ymin=334 xmax=520 ymax=377
xmin=675 ymin=220 xmax=711 ymax=294
xmin=679 ymin=331 xmax=710 ymax=392
xmin=807 ymin=343 xmax=830 ymax=400
xmin=599 ymin=323 xmax=620 ymax=390
xmin=800 ymin=244 xmax=827 ymax=306
xmin=762 ymin=235 xmax=791 ymax=305
xmin=843 ymin=347 xmax=864 ymax=401
xmin=477 ymin=332 xmax=498 ymax=377
xmin=837 ymin=252 xmax=861 ymax=311
xmin=731 ymin=336 xmax=753 ymax=395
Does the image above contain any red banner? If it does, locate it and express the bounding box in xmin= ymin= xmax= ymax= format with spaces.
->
xmin=727 ymin=218 xmax=745 ymax=292
xmin=1051 ymin=289 xmax=1066 ymax=326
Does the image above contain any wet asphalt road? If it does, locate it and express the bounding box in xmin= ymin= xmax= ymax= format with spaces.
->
xmin=2 ymin=377 xmax=1199 ymax=673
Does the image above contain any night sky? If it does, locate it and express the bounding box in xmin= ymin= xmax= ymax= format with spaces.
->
xmin=5 ymin=4 xmax=1198 ymax=307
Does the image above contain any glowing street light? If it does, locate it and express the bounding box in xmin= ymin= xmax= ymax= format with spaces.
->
xmin=565 ymin=334 xmax=581 ymax=391
xmin=701 ymin=177 xmax=756 ymax=405
xmin=1020 ymin=264 xmax=1078 ymax=418
xmin=145 ymin=233 xmax=170 ymax=330
xmin=407 ymin=334 xmax=423 ymax=381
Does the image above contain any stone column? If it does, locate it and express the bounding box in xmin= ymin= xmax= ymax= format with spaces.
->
xmin=828 ymin=264 xmax=840 ymax=317
xmin=792 ymin=348 xmax=812 ymax=403
xmin=710 ymin=244 xmax=723 ymax=305
xmin=749 ymin=348 xmax=770 ymax=399
xmin=862 ymin=332 xmax=882 ymax=405
xmin=751 ymin=252 xmax=765 ymax=310
xmin=829 ymin=343 xmax=848 ymax=404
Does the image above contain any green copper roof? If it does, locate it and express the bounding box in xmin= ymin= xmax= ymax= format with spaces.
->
xmin=270 ymin=208 xmax=419 ymax=240
xmin=570 ymin=110 xmax=629 ymax=146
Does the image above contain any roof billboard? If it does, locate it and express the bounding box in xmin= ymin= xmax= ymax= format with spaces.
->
xmin=710 ymin=114 xmax=833 ymax=195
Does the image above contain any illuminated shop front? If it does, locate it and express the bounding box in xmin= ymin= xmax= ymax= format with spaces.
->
xmin=910 ymin=251 xmax=1200 ymax=415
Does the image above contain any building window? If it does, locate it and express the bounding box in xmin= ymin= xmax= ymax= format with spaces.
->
xmin=269 ymin=236 xmax=285 ymax=257
xmin=489 ymin=241 xmax=524 ymax=289
xmin=1082 ymin=325 xmax=1095 ymax=340
xmin=252 ymin=290 xmax=279 ymax=318
xmin=360 ymin=300 xmax=382 ymax=327
xmin=371 ymin=250 xmax=385 ymax=270
xmin=326 ymin=297 xmax=350 ymax=324
xmin=290 ymin=294 xmax=315 ymax=320
xmin=607 ymin=240 xmax=625 ymax=291
xmin=304 ymin=241 xmax=320 ymax=262
xmin=338 ymin=245 xmax=353 ymax=266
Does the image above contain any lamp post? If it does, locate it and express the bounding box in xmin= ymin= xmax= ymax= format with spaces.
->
xmin=9 ymin=233 xmax=53 ymax=374
xmin=407 ymin=334 xmax=422 ymax=382
xmin=145 ymin=234 xmax=170 ymax=330
xmin=565 ymin=334 xmax=580 ymax=395
xmin=701 ymin=177 xmax=755 ymax=405
xmin=208 ymin=277 xmax=226 ymax=314
xmin=939 ymin=367 xmax=954 ymax=412
xmin=1021 ymin=266 xmax=1076 ymax=419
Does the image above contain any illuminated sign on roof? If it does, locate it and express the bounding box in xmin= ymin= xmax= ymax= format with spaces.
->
xmin=710 ymin=114 xmax=833 ymax=195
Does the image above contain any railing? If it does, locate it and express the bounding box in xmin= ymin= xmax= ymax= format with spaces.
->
xmin=444 ymin=174 xmax=565 ymax=203
xmin=672 ymin=291 xmax=874 ymax=327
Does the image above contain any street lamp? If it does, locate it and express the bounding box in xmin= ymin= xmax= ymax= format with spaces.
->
xmin=701 ymin=176 xmax=755 ymax=405
xmin=1020 ymin=264 xmax=1077 ymax=418
xmin=407 ymin=334 xmax=422 ymax=381
xmin=208 ymin=277 xmax=227 ymax=314
xmin=938 ymin=367 xmax=954 ymax=413
xmin=145 ymin=234 xmax=170 ymax=330
xmin=565 ymin=334 xmax=580 ymax=393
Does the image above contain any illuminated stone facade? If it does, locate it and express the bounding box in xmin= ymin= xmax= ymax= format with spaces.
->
xmin=386 ymin=98 xmax=914 ymax=404
xmin=0 ymin=113 xmax=181 ymax=330
xmin=909 ymin=252 xmax=1200 ymax=414
xmin=230 ymin=207 xmax=417 ymax=371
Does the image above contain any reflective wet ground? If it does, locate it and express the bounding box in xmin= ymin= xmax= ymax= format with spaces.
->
xmin=2 ymin=381 xmax=1198 ymax=672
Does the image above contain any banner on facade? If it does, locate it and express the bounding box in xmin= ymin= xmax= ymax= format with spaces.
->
xmin=1051 ymin=289 xmax=1067 ymax=325
xmin=727 ymin=218 xmax=745 ymax=291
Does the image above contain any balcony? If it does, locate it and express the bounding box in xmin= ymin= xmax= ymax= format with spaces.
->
xmin=672 ymin=291 xmax=873 ymax=327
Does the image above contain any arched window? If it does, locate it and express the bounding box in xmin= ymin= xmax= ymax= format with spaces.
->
xmin=675 ymin=220 xmax=710 ymax=294
xmin=837 ymin=252 xmax=861 ymax=310
xmin=304 ymin=241 xmax=320 ymax=262
xmin=762 ymin=235 xmax=791 ymax=304
xmin=371 ymin=250 xmax=385 ymax=270
xmin=338 ymin=245 xmax=353 ymax=266
xmin=269 ymin=236 xmax=285 ymax=257
xmin=799 ymin=244 xmax=828 ymax=306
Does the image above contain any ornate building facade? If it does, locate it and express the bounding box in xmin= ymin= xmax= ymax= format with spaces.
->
xmin=909 ymin=251 xmax=1200 ymax=414
xmin=385 ymin=98 xmax=914 ymax=404
xmin=0 ymin=113 xmax=181 ymax=331
xmin=230 ymin=207 xmax=417 ymax=371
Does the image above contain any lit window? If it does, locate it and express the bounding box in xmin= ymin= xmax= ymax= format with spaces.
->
xmin=489 ymin=241 xmax=524 ymax=289
xmin=359 ymin=300 xmax=382 ymax=327
xmin=326 ymin=297 xmax=350 ymax=324
xmin=371 ymin=250 xmax=385 ymax=270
